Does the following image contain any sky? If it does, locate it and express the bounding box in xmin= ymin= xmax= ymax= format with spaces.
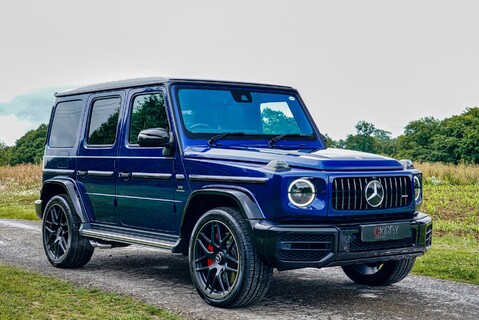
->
xmin=1 ymin=0 xmax=479 ymax=145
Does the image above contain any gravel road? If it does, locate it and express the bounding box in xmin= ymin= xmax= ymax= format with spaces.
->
xmin=1 ymin=219 xmax=478 ymax=320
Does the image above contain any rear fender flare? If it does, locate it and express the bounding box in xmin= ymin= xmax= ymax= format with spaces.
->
xmin=40 ymin=177 xmax=88 ymax=222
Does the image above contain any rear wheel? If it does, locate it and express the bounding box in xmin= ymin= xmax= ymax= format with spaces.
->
xmin=342 ymin=258 xmax=415 ymax=286
xmin=189 ymin=207 xmax=272 ymax=307
xmin=42 ymin=194 xmax=94 ymax=268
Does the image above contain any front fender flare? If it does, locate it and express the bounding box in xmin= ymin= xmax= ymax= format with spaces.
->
xmin=173 ymin=187 xmax=265 ymax=254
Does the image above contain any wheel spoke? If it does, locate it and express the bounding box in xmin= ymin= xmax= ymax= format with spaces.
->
xmin=197 ymin=238 xmax=212 ymax=255
xmin=216 ymin=271 xmax=226 ymax=293
xmin=44 ymin=226 xmax=55 ymax=234
xmin=226 ymin=239 xmax=236 ymax=254
xmin=225 ymin=266 xmax=238 ymax=273
xmin=59 ymin=237 xmax=67 ymax=253
xmin=224 ymin=270 xmax=231 ymax=289
xmin=219 ymin=232 xmax=231 ymax=247
xmin=47 ymin=240 xmax=55 ymax=250
xmin=196 ymin=266 xmax=210 ymax=272
xmin=45 ymin=232 xmax=55 ymax=244
xmin=215 ymin=223 xmax=223 ymax=245
xmin=200 ymin=232 xmax=212 ymax=245
xmin=54 ymin=241 xmax=60 ymax=258
xmin=209 ymin=271 xmax=218 ymax=293
xmin=205 ymin=268 xmax=214 ymax=291
xmin=51 ymin=207 xmax=59 ymax=225
xmin=225 ymin=254 xmax=238 ymax=264
xmin=195 ymin=254 xmax=209 ymax=263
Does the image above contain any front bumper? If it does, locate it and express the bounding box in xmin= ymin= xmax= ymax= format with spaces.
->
xmin=252 ymin=212 xmax=432 ymax=271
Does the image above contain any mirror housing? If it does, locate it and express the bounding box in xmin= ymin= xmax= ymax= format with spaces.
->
xmin=138 ymin=128 xmax=170 ymax=147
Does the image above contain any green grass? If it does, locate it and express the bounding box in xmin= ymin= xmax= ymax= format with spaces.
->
xmin=421 ymin=184 xmax=479 ymax=238
xmin=413 ymin=234 xmax=479 ymax=285
xmin=0 ymin=193 xmax=39 ymax=220
xmin=0 ymin=264 xmax=181 ymax=320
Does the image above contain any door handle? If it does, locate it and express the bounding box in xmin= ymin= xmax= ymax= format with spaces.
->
xmin=118 ymin=172 xmax=131 ymax=180
xmin=77 ymin=170 xmax=88 ymax=178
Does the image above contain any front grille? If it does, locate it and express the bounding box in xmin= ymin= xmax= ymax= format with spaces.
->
xmin=276 ymin=234 xmax=334 ymax=262
xmin=332 ymin=176 xmax=412 ymax=211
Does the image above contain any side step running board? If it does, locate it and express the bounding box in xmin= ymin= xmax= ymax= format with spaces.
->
xmin=80 ymin=223 xmax=177 ymax=251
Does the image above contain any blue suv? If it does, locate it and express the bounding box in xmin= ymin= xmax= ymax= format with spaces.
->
xmin=36 ymin=77 xmax=432 ymax=307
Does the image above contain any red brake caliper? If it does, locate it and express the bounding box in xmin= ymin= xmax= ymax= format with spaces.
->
xmin=207 ymin=232 xmax=219 ymax=266
xmin=207 ymin=243 xmax=214 ymax=266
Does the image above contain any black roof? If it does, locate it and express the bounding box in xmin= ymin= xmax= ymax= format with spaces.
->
xmin=55 ymin=77 xmax=294 ymax=97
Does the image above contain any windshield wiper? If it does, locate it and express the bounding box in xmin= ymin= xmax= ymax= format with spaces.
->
xmin=268 ymin=133 xmax=311 ymax=148
xmin=208 ymin=132 xmax=248 ymax=147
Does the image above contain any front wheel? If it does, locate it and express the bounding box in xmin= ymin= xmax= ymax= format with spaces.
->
xmin=42 ymin=194 xmax=94 ymax=268
xmin=342 ymin=258 xmax=416 ymax=286
xmin=189 ymin=207 xmax=272 ymax=308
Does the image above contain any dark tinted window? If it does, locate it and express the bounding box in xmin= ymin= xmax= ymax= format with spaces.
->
xmin=49 ymin=100 xmax=83 ymax=148
xmin=87 ymin=97 xmax=121 ymax=145
xmin=129 ymin=93 xmax=168 ymax=145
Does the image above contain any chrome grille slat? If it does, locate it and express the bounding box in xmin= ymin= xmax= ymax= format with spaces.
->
xmin=332 ymin=176 xmax=412 ymax=211
xmin=383 ymin=177 xmax=389 ymax=209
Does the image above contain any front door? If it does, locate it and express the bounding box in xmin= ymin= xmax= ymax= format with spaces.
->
xmin=116 ymin=88 xmax=176 ymax=232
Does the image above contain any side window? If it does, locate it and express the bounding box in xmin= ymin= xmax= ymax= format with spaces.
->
xmin=129 ymin=93 xmax=168 ymax=145
xmin=49 ymin=100 xmax=83 ymax=148
xmin=87 ymin=97 xmax=121 ymax=145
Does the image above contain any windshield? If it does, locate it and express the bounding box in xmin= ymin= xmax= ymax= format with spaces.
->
xmin=175 ymin=87 xmax=315 ymax=140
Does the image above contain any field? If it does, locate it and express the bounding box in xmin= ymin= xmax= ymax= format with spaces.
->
xmin=0 ymin=163 xmax=478 ymax=301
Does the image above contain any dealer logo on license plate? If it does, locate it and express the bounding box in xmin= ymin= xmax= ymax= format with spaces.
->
xmin=361 ymin=222 xmax=411 ymax=242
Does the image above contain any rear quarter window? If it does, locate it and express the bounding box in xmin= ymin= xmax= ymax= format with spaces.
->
xmin=49 ymin=100 xmax=83 ymax=148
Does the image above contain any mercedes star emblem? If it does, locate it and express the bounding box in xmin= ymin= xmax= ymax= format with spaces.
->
xmin=365 ymin=180 xmax=384 ymax=207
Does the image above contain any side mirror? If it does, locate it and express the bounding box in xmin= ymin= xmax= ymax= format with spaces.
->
xmin=138 ymin=128 xmax=170 ymax=147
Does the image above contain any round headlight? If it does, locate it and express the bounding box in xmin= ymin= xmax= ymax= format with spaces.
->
xmin=414 ymin=175 xmax=422 ymax=202
xmin=288 ymin=178 xmax=316 ymax=207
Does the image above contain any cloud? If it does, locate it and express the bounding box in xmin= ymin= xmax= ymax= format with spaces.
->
xmin=0 ymin=87 xmax=68 ymax=145
xmin=0 ymin=88 xmax=62 ymax=123
xmin=0 ymin=114 xmax=33 ymax=146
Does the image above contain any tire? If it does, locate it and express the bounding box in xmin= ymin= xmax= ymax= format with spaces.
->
xmin=342 ymin=258 xmax=416 ymax=286
xmin=188 ymin=207 xmax=273 ymax=308
xmin=42 ymin=194 xmax=94 ymax=268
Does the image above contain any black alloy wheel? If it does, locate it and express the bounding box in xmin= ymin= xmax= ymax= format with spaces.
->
xmin=43 ymin=200 xmax=70 ymax=262
xmin=193 ymin=219 xmax=240 ymax=296
xmin=189 ymin=207 xmax=272 ymax=307
xmin=42 ymin=194 xmax=94 ymax=268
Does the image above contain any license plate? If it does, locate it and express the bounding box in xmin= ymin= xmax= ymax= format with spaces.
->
xmin=360 ymin=222 xmax=411 ymax=242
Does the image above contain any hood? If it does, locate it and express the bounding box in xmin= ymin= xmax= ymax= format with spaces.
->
xmin=183 ymin=147 xmax=404 ymax=171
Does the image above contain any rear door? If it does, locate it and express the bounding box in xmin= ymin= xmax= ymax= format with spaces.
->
xmin=116 ymin=88 xmax=176 ymax=232
xmin=76 ymin=92 xmax=124 ymax=224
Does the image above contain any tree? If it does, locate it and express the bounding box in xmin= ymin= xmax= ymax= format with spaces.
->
xmin=343 ymin=121 xmax=397 ymax=156
xmin=431 ymin=108 xmax=479 ymax=164
xmin=10 ymin=124 xmax=48 ymax=165
xmin=0 ymin=141 xmax=13 ymax=166
xmin=261 ymin=108 xmax=300 ymax=134
xmin=396 ymin=117 xmax=440 ymax=161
